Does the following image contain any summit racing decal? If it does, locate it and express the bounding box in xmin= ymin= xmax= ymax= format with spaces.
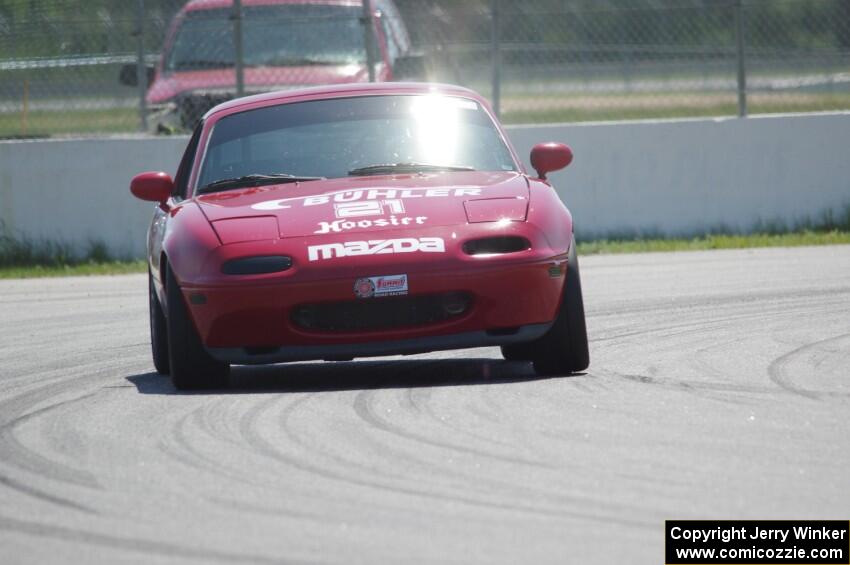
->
xmin=251 ymin=187 xmax=482 ymax=211
xmin=354 ymin=274 xmax=408 ymax=298
xmin=307 ymin=237 xmax=445 ymax=262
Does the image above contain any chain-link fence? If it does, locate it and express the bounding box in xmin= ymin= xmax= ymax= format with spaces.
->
xmin=1 ymin=0 xmax=849 ymax=138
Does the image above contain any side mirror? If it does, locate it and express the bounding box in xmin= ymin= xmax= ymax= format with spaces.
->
xmin=530 ymin=142 xmax=573 ymax=180
xmin=131 ymin=172 xmax=173 ymax=209
xmin=392 ymin=52 xmax=427 ymax=81
xmin=119 ymin=63 xmax=155 ymax=87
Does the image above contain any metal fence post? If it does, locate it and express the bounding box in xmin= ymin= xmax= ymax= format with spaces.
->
xmin=490 ymin=0 xmax=501 ymax=118
xmin=734 ymin=0 xmax=747 ymax=117
xmin=233 ymin=0 xmax=245 ymax=97
xmin=135 ymin=0 xmax=148 ymax=131
xmin=361 ymin=0 xmax=376 ymax=82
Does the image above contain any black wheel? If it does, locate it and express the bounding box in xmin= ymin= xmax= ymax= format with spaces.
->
xmin=529 ymin=237 xmax=590 ymax=375
xmin=165 ymin=265 xmax=229 ymax=390
xmin=149 ymin=270 xmax=170 ymax=375
xmin=500 ymin=342 xmax=534 ymax=362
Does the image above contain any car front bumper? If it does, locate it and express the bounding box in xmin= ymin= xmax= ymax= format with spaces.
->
xmin=207 ymin=322 xmax=552 ymax=364
xmin=182 ymin=254 xmax=568 ymax=362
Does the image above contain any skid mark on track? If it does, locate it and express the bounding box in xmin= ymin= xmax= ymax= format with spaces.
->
xmin=0 ymin=515 xmax=312 ymax=565
xmin=590 ymin=298 xmax=844 ymax=345
xmin=0 ymin=474 xmax=94 ymax=514
xmin=588 ymin=287 xmax=850 ymax=321
xmin=0 ymin=390 xmax=104 ymax=484
xmin=159 ymin=406 xmax=265 ymax=486
xmin=407 ymin=387 xmax=520 ymax=450
xmin=204 ymin=495 xmax=329 ymax=523
xmin=353 ymin=388 xmax=548 ymax=468
xmin=232 ymin=384 xmax=653 ymax=528
xmin=597 ymin=368 xmax=774 ymax=397
xmin=0 ymin=380 xmax=110 ymax=513
xmin=277 ymin=392 xmax=419 ymax=483
xmin=767 ymin=332 xmax=850 ymax=400
xmin=4 ymin=250 xmax=850 ymax=563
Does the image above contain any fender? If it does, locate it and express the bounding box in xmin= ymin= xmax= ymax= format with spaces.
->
xmin=526 ymin=177 xmax=573 ymax=253
xmin=162 ymin=202 xmax=222 ymax=285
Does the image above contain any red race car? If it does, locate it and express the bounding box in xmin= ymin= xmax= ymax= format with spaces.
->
xmin=131 ymin=82 xmax=589 ymax=390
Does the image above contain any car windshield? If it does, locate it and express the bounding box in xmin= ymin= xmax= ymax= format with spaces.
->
xmin=166 ymin=5 xmax=365 ymax=71
xmin=196 ymin=95 xmax=518 ymax=189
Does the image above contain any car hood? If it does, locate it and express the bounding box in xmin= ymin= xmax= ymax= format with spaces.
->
xmin=195 ymin=171 xmax=529 ymax=242
xmin=147 ymin=65 xmax=369 ymax=104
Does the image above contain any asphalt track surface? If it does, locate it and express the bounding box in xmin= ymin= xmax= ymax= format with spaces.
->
xmin=1 ymin=245 xmax=848 ymax=564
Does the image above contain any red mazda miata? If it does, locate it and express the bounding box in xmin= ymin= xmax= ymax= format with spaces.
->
xmin=131 ymin=83 xmax=589 ymax=389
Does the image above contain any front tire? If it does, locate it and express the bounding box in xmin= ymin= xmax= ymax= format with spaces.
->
xmin=528 ymin=237 xmax=590 ymax=375
xmin=500 ymin=342 xmax=534 ymax=362
xmin=149 ymin=270 xmax=170 ymax=375
xmin=165 ymin=265 xmax=229 ymax=390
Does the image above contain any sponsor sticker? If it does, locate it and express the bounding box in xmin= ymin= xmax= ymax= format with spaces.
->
xmin=316 ymin=216 xmax=427 ymax=234
xmin=251 ymin=187 xmax=482 ymax=212
xmin=353 ymin=278 xmax=376 ymax=298
xmin=308 ymin=237 xmax=446 ymax=261
xmin=354 ymin=274 xmax=408 ymax=298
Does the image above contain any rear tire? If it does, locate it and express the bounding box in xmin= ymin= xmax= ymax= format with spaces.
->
xmin=165 ymin=266 xmax=229 ymax=390
xmin=528 ymin=237 xmax=590 ymax=376
xmin=149 ymin=270 xmax=170 ymax=375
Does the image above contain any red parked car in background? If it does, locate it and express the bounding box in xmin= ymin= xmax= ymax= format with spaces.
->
xmin=121 ymin=0 xmax=421 ymax=130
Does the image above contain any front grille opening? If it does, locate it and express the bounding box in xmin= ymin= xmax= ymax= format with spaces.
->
xmin=487 ymin=327 xmax=520 ymax=336
xmin=222 ymin=255 xmax=292 ymax=275
xmin=292 ymin=292 xmax=472 ymax=333
xmin=463 ymin=236 xmax=530 ymax=256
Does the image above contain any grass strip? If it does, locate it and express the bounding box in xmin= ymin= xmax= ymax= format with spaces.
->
xmin=3 ymin=93 xmax=850 ymax=138
xmin=576 ymin=229 xmax=850 ymax=255
xmin=1 ymin=230 xmax=849 ymax=279
xmin=0 ymin=235 xmax=145 ymax=279
xmin=0 ymin=107 xmax=139 ymax=138
xmin=0 ymin=260 xmax=147 ymax=279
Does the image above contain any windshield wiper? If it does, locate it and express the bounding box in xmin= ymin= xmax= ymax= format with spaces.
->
xmin=348 ymin=162 xmax=475 ymax=176
xmin=197 ymin=173 xmax=324 ymax=194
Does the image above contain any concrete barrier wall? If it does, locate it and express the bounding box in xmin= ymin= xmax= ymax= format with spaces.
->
xmin=509 ymin=112 xmax=850 ymax=238
xmin=1 ymin=112 xmax=849 ymax=258
xmin=1 ymin=136 xmax=187 ymax=258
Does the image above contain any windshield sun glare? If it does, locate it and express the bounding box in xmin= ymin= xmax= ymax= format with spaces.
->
xmin=196 ymin=95 xmax=517 ymax=190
